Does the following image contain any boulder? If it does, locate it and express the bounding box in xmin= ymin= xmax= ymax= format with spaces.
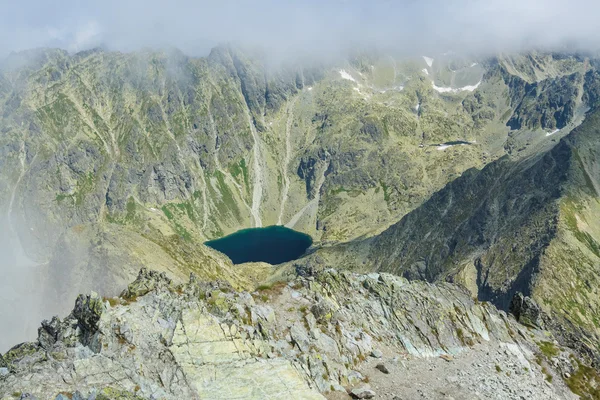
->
xmin=351 ymin=385 xmax=376 ymax=399
xmin=121 ymin=267 xmax=172 ymax=299
xmin=376 ymin=362 xmax=390 ymax=374
xmin=72 ymin=292 xmax=104 ymax=350
xmin=510 ymin=292 xmax=544 ymax=328
xmin=370 ymin=349 xmax=383 ymax=358
xmin=2 ymin=342 xmax=39 ymax=366
xmin=37 ymin=316 xmax=63 ymax=350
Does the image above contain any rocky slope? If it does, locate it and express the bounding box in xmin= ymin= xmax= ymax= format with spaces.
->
xmin=0 ymin=268 xmax=590 ymax=399
xmin=308 ymin=103 xmax=600 ymax=363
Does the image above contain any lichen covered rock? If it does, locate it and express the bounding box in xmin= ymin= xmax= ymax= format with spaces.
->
xmin=0 ymin=268 xmax=585 ymax=399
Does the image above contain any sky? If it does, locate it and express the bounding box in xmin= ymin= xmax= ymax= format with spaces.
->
xmin=0 ymin=0 xmax=599 ymax=59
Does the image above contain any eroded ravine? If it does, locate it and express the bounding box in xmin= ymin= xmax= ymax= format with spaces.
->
xmin=285 ymin=161 xmax=328 ymax=229
xmin=208 ymin=106 xmax=253 ymax=225
xmin=247 ymin=110 xmax=264 ymax=227
xmin=277 ymin=97 xmax=297 ymax=225
xmin=7 ymin=141 xmax=26 ymax=239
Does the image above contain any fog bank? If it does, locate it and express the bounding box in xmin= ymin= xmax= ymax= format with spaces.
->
xmin=0 ymin=0 xmax=599 ymax=59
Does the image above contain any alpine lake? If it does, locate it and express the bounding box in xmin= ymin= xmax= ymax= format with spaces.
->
xmin=205 ymin=225 xmax=313 ymax=265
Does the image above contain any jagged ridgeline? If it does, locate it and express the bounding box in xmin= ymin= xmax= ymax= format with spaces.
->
xmin=0 ymin=47 xmax=598 ymax=352
xmin=0 ymin=268 xmax=588 ymax=399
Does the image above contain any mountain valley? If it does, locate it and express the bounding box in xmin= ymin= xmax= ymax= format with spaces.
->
xmin=1 ymin=46 xmax=600 ymax=399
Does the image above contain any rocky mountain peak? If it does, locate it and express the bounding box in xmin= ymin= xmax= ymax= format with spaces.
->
xmin=0 ymin=268 xmax=591 ymax=399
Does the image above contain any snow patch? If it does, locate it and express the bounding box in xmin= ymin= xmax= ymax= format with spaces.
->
xmin=435 ymin=140 xmax=475 ymax=150
xmin=462 ymin=81 xmax=482 ymax=91
xmin=421 ymin=68 xmax=429 ymax=75
xmin=376 ymin=85 xmax=404 ymax=94
xmin=432 ymin=80 xmax=481 ymax=93
xmin=546 ymin=128 xmax=560 ymax=136
xmin=277 ymin=99 xmax=297 ymax=225
xmin=423 ymin=56 xmax=434 ymax=67
xmin=339 ymin=70 xmax=356 ymax=82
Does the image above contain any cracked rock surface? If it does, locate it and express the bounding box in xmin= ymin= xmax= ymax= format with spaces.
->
xmin=0 ymin=268 xmax=583 ymax=399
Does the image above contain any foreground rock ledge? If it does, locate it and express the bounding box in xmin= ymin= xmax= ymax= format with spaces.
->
xmin=0 ymin=268 xmax=586 ymax=399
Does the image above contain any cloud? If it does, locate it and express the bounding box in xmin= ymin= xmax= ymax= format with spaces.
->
xmin=0 ymin=0 xmax=599 ymax=59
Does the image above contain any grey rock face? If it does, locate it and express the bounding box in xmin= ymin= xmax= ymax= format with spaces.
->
xmin=503 ymin=68 xmax=580 ymax=131
xmin=72 ymin=292 xmax=104 ymax=351
xmin=0 ymin=268 xmax=582 ymax=399
xmin=510 ymin=292 xmax=545 ymax=328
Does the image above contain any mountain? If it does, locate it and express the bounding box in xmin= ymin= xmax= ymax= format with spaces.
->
xmin=305 ymin=79 xmax=600 ymax=361
xmin=1 ymin=45 xmax=599 ymax=390
xmin=0 ymin=46 xmax=494 ymax=344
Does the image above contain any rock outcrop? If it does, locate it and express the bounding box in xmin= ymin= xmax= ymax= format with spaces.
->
xmin=510 ymin=292 xmax=545 ymax=329
xmin=0 ymin=268 xmax=586 ymax=399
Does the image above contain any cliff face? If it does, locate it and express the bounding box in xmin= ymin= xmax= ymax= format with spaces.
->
xmin=364 ymin=134 xmax=573 ymax=304
xmin=0 ymin=268 xmax=584 ymax=400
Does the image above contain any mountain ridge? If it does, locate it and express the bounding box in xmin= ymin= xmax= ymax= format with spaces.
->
xmin=0 ymin=45 xmax=597 ymax=361
xmin=301 ymin=106 xmax=600 ymax=362
xmin=0 ymin=267 xmax=588 ymax=399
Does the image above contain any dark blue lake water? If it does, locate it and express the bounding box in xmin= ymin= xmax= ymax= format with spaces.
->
xmin=204 ymin=226 xmax=313 ymax=265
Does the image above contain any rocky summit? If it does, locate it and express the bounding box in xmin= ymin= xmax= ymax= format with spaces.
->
xmin=0 ymin=267 xmax=591 ymax=399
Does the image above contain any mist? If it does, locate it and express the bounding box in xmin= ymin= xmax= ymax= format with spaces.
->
xmin=0 ymin=218 xmax=45 ymax=352
xmin=1 ymin=0 xmax=600 ymax=60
